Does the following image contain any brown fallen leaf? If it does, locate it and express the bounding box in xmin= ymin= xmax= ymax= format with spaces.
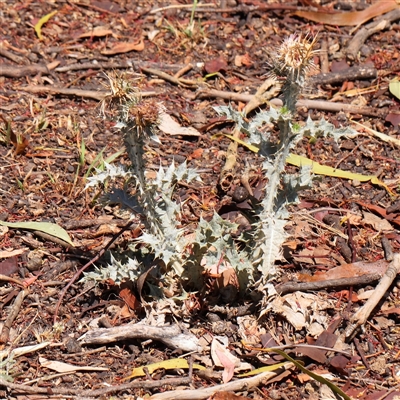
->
xmin=300 ymin=330 xmax=338 ymax=364
xmin=381 ymin=307 xmax=400 ymax=315
xmin=296 ymin=259 xmax=389 ymax=282
xmin=91 ymin=0 xmax=124 ymax=14
xmin=101 ymin=39 xmax=144 ymax=55
xmin=158 ymin=111 xmax=201 ymax=136
xmin=332 ymin=290 xmax=360 ymax=302
xmin=204 ymin=56 xmax=228 ymax=74
xmin=330 ymin=355 xmax=351 ymax=376
xmin=294 ymin=0 xmax=399 ymax=26
xmin=188 ymin=148 xmax=204 ymax=160
xmin=386 ymin=112 xmax=400 ymax=127
xmin=0 ymin=256 xmax=19 ymax=276
xmin=78 ymin=28 xmax=114 ymax=39
xmin=362 ymin=211 xmax=393 ymax=232
xmin=357 ymin=201 xmax=400 ymax=227
xmin=119 ymin=285 xmax=140 ymax=310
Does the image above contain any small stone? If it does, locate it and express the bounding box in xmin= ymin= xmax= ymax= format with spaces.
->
xmin=26 ymin=250 xmax=43 ymax=271
xmin=65 ymin=338 xmax=82 ymax=353
xmin=232 ymin=186 xmax=249 ymax=203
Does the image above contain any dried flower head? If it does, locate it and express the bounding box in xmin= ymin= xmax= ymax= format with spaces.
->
xmin=127 ymin=98 xmax=161 ymax=135
xmin=98 ymin=72 xmax=141 ymax=117
xmin=272 ymin=34 xmax=318 ymax=83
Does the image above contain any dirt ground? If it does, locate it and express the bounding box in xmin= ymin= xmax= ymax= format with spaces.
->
xmin=1 ymin=1 xmax=400 ymax=399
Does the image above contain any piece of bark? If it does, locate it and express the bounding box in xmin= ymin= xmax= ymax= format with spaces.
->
xmin=346 ymin=8 xmax=400 ymax=60
xmin=79 ymin=323 xmax=202 ymax=352
xmin=344 ymin=253 xmax=400 ymax=340
xmin=195 ymin=89 xmax=387 ymax=118
xmin=0 ymin=290 xmax=28 ymax=343
xmin=0 ymin=64 xmax=49 ymax=77
xmin=21 ymin=85 xmax=157 ymax=101
xmin=309 ymin=65 xmax=377 ymax=86
xmin=0 ymin=47 xmax=25 ymax=64
xmin=276 ymin=274 xmax=382 ymax=295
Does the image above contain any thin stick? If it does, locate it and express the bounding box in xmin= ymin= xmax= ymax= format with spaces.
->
xmin=0 ymin=274 xmax=25 ymax=287
xmin=344 ymin=253 xmax=400 ymax=340
xmin=53 ymin=221 xmax=134 ymax=324
xmin=195 ymin=89 xmax=387 ymax=118
xmin=276 ymin=274 xmax=382 ymax=296
xmin=140 ymin=66 xmax=197 ymax=88
xmin=150 ymin=3 xmax=216 ymax=13
xmin=149 ymin=365 xmax=294 ymax=400
xmin=0 ymin=376 xmax=191 ymax=397
xmin=0 ymin=289 xmax=29 ymax=343
xmin=22 ymin=85 xmax=157 ymax=102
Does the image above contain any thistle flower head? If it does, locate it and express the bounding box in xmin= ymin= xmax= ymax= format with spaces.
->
xmin=271 ymin=34 xmax=318 ymax=84
xmin=126 ymin=98 xmax=161 ymax=136
xmin=99 ymin=72 xmax=141 ymax=117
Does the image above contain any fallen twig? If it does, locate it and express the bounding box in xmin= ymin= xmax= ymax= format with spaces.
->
xmin=150 ymin=3 xmax=302 ymax=14
xmin=344 ymin=253 xmax=400 ymax=340
xmin=195 ymin=89 xmax=387 ymax=118
xmin=53 ymin=220 xmax=134 ymax=324
xmin=54 ymin=60 xmax=189 ymax=73
xmin=0 ymin=46 xmax=25 ymax=64
xmin=0 ymin=289 xmax=29 ymax=343
xmin=309 ymin=65 xmax=377 ymax=86
xmin=140 ymin=66 xmax=197 ymax=88
xmin=150 ymin=3 xmax=216 ymax=14
xmin=0 ymin=376 xmax=191 ymax=397
xmin=0 ymin=64 xmax=49 ymax=78
xmin=63 ymin=218 xmax=134 ymax=230
xmin=149 ymin=365 xmax=294 ymax=400
xmin=78 ymin=323 xmax=201 ymax=353
xmin=0 ymin=274 xmax=25 ymax=288
xmin=276 ymin=273 xmax=383 ymax=295
xmin=346 ymin=8 xmax=400 ymax=60
xmin=298 ymin=99 xmax=387 ymax=118
xmin=21 ymin=85 xmax=157 ymax=101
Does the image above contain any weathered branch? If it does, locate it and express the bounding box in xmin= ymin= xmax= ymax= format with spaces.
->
xmin=79 ymin=323 xmax=201 ymax=352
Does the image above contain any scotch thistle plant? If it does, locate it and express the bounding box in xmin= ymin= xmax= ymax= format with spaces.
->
xmin=86 ymin=36 xmax=356 ymax=299
xmin=215 ymin=34 xmax=356 ymax=297
xmin=86 ymin=73 xmax=201 ymax=286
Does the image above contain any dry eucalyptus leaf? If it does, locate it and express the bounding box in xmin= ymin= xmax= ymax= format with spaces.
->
xmin=158 ymin=111 xmax=201 ymax=136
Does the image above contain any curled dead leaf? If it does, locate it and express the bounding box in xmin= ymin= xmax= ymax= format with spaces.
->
xmin=294 ymin=0 xmax=398 ymax=26
xmin=101 ymin=39 xmax=145 ymax=55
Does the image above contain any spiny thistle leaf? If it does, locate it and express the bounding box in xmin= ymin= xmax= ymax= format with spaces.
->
xmin=299 ymin=116 xmax=358 ymax=142
xmin=83 ymin=253 xmax=145 ymax=284
xmin=85 ymin=162 xmax=132 ymax=188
